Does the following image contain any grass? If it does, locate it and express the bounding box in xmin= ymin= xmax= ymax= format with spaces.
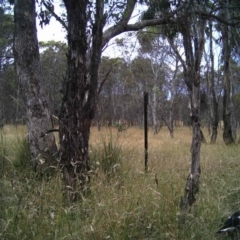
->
xmin=1 ymin=125 xmax=240 ymax=239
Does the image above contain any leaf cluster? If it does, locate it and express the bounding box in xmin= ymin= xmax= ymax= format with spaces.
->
xmin=142 ymin=0 xmax=171 ymax=20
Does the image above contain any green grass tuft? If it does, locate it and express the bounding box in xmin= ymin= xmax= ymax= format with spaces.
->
xmin=90 ymin=131 xmax=124 ymax=180
xmin=12 ymin=136 xmax=32 ymax=171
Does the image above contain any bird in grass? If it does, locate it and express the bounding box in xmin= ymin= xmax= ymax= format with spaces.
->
xmin=217 ymin=210 xmax=240 ymax=238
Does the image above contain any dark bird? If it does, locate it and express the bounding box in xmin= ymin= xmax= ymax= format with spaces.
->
xmin=217 ymin=210 xmax=240 ymax=238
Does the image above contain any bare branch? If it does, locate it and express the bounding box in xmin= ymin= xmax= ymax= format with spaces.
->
xmin=42 ymin=1 xmax=67 ymax=30
xmin=98 ymin=66 xmax=112 ymax=96
xmin=195 ymin=10 xmax=240 ymax=27
xmin=102 ymin=2 xmax=186 ymax=48
xmin=168 ymin=38 xmax=186 ymax=72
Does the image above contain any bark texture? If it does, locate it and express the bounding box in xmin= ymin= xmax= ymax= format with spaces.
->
xmin=59 ymin=0 xmax=104 ymax=200
xmin=178 ymin=9 xmax=205 ymax=212
xmin=222 ymin=13 xmax=235 ymax=145
xmin=14 ymin=0 xmax=57 ymax=170
xmin=169 ymin=33 xmax=203 ymax=206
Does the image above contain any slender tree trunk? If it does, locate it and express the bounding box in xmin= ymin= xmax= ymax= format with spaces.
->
xmin=169 ymin=105 xmax=174 ymax=138
xmin=152 ymin=86 xmax=158 ymax=135
xmin=0 ymin=81 xmax=4 ymax=126
xmin=14 ymin=0 xmax=57 ymax=170
xmin=179 ymin=12 xmax=205 ymax=212
xmin=167 ymin=60 xmax=179 ymax=138
xmin=96 ymin=104 xmax=101 ymax=131
xmin=222 ymin=16 xmax=235 ymax=145
xmin=208 ymin=21 xmax=219 ymax=143
xmin=60 ymin=0 xmax=104 ymax=200
xmin=161 ymin=109 xmax=174 ymax=138
xmin=180 ymin=73 xmax=201 ymax=211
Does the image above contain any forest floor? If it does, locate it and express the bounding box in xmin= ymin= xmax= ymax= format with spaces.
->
xmin=1 ymin=125 xmax=240 ymax=239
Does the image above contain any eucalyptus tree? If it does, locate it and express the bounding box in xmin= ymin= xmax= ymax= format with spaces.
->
xmin=200 ymin=0 xmax=240 ymax=145
xmin=232 ymin=62 xmax=240 ymax=130
xmin=220 ymin=0 xmax=238 ymax=144
xmin=205 ymin=20 xmax=219 ymax=143
xmin=171 ymin=5 xmax=206 ymax=210
xmin=13 ymin=0 xmax=58 ymax=170
xmin=161 ymin=57 xmax=181 ymax=138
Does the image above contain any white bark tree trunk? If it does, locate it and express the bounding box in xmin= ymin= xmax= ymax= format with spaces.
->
xmin=14 ymin=0 xmax=57 ymax=170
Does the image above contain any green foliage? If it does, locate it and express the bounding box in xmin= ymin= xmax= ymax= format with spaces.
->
xmin=159 ymin=24 xmax=179 ymax=39
xmin=142 ymin=0 xmax=171 ymax=20
xmin=137 ymin=29 xmax=157 ymax=52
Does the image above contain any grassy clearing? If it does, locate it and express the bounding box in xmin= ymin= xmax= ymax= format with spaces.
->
xmin=1 ymin=125 xmax=240 ymax=239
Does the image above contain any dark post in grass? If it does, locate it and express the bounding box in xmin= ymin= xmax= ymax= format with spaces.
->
xmin=144 ymin=92 xmax=148 ymax=172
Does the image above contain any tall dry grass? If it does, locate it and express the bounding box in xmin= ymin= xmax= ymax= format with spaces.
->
xmin=1 ymin=125 xmax=240 ymax=239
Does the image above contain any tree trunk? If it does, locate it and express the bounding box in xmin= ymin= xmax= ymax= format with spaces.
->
xmin=60 ymin=0 xmax=104 ymax=200
xmin=152 ymin=87 xmax=158 ymax=135
xmin=222 ymin=18 xmax=235 ymax=145
xmin=208 ymin=21 xmax=219 ymax=143
xmin=169 ymin=33 xmax=202 ymax=206
xmin=161 ymin=112 xmax=174 ymax=138
xmin=167 ymin=60 xmax=179 ymax=138
xmin=169 ymin=105 xmax=174 ymax=138
xmin=178 ymin=11 xmax=205 ymax=212
xmin=180 ymin=75 xmax=201 ymax=211
xmin=14 ymin=0 xmax=57 ymax=170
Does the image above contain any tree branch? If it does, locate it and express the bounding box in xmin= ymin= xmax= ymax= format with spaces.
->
xmin=42 ymin=1 xmax=67 ymax=30
xmin=102 ymin=0 xmax=137 ymax=47
xmin=98 ymin=67 xmax=112 ymax=96
xmin=195 ymin=10 xmax=240 ymax=27
xmin=168 ymin=38 xmax=186 ymax=72
xmin=102 ymin=2 xmax=186 ymax=48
